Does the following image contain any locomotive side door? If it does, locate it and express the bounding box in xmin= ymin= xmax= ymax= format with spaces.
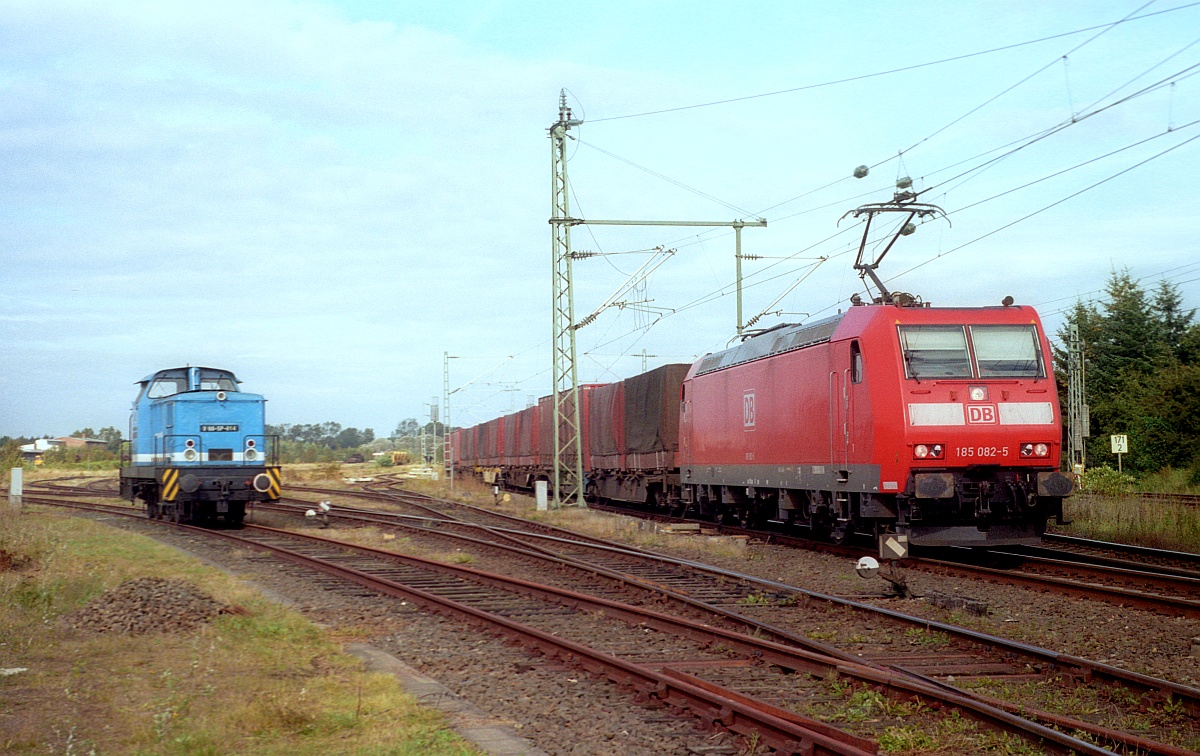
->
xmin=829 ymin=340 xmax=857 ymax=469
xmin=679 ymin=381 xmax=691 ymax=462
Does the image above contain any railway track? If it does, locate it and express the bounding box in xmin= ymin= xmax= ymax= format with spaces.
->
xmin=26 ymin=478 xmax=1200 ymax=752
xmin=201 ymin=490 xmax=1200 ymax=750
xmin=20 ymin=492 xmax=1161 ymax=754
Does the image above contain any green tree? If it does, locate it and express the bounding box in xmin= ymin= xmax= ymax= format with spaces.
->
xmin=1056 ymin=270 xmax=1199 ymax=475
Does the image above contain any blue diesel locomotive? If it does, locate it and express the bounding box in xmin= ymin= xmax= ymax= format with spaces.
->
xmin=119 ymin=366 xmax=281 ymax=525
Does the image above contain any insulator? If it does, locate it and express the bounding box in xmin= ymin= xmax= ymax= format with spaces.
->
xmin=900 ymin=223 xmax=916 ymax=236
xmin=853 ymin=165 xmax=869 ymax=179
xmin=896 ymin=176 xmax=913 ymax=189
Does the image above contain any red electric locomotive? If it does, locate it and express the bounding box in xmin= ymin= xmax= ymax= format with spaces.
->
xmin=452 ymin=197 xmax=1072 ymax=547
xmin=678 ymin=300 xmax=1073 ymax=546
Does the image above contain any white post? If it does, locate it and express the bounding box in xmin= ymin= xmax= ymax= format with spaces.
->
xmin=9 ymin=468 xmax=22 ymax=511
xmin=535 ymin=480 xmax=548 ymax=512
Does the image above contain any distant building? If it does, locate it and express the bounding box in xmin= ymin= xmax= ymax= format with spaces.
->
xmin=55 ymin=437 xmax=107 ymax=449
xmin=18 ymin=437 xmax=107 ymax=461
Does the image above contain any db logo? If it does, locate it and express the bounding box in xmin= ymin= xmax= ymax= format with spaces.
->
xmin=967 ymin=404 xmax=997 ymax=424
xmin=743 ymin=391 xmax=756 ymax=429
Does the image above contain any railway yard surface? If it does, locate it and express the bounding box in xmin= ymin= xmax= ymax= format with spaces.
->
xmin=5 ymin=469 xmax=1200 ymax=755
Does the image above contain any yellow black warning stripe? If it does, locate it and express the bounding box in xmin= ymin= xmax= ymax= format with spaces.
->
xmin=160 ymin=468 xmax=179 ymax=502
xmin=265 ymin=466 xmax=282 ymax=500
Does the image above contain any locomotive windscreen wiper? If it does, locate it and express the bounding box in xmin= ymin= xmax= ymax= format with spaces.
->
xmin=902 ymin=350 xmax=921 ymax=384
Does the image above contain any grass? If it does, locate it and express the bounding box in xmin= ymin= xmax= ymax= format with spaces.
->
xmin=1054 ymin=493 xmax=1200 ymax=552
xmin=0 ymin=508 xmax=479 ymax=755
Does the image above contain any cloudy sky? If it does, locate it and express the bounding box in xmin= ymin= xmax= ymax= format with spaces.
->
xmin=2 ymin=1 xmax=1197 ymax=438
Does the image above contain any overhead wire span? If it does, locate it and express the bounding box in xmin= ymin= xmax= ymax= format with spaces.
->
xmin=950 ymin=117 xmax=1200 ymax=216
xmin=587 ymin=2 xmax=1200 ymax=122
xmin=900 ymin=0 xmax=1153 ymax=159
xmin=885 ymin=129 xmax=1200 ymax=284
xmin=923 ymin=59 xmax=1200 ymax=197
xmin=740 ymin=6 xmax=1192 ymax=226
xmin=1033 ymin=260 xmax=1200 ymax=310
xmin=576 ymin=139 xmax=756 ymax=217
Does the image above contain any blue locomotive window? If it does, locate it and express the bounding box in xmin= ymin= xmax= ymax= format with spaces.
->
xmin=970 ymin=325 xmax=1043 ymax=377
xmin=147 ymin=377 xmax=186 ymax=398
xmin=898 ymin=326 xmax=972 ymax=379
xmin=199 ymin=377 xmax=237 ymax=391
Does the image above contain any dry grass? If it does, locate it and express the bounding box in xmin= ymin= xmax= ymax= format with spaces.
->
xmin=1055 ymin=494 xmax=1200 ymax=552
xmin=0 ymin=508 xmax=479 ymax=755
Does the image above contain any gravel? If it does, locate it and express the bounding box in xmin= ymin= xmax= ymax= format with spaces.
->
xmin=61 ymin=576 xmax=235 ymax=635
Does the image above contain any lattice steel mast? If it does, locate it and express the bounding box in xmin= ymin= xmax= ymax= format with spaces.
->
xmin=1067 ymin=324 xmax=1088 ymax=474
xmin=549 ymin=91 xmax=585 ymax=506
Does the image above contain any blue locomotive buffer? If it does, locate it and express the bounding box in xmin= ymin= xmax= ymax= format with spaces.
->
xmin=119 ymin=367 xmax=281 ymax=525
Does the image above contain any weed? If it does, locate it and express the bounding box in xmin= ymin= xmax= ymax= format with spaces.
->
xmin=13 ymin=577 xmax=59 ymax=610
xmin=878 ymin=725 xmax=937 ymax=752
xmin=738 ymin=590 xmax=772 ymax=606
xmin=824 ymin=670 xmax=849 ymax=697
xmin=450 ymin=552 xmax=475 ymax=564
xmin=807 ymin=628 xmax=837 ymax=641
xmin=842 ymin=689 xmax=884 ymax=722
xmin=903 ymin=626 xmax=950 ymax=647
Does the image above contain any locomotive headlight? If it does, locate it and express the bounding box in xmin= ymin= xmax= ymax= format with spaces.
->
xmin=914 ymin=444 xmax=929 ymax=459
xmin=930 ymin=444 xmax=945 ymax=459
xmin=1034 ymin=443 xmax=1049 ymax=458
xmin=246 ymin=439 xmax=255 ymax=448
xmin=1020 ymin=443 xmax=1034 ymax=458
xmin=969 ymin=386 xmax=988 ymax=401
xmin=183 ymin=448 xmax=198 ymax=462
xmin=244 ymin=448 xmax=258 ymax=462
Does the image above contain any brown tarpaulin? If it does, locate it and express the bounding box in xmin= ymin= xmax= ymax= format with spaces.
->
xmin=589 ymin=382 xmax=623 ymax=455
xmin=623 ymin=364 xmax=690 ymax=453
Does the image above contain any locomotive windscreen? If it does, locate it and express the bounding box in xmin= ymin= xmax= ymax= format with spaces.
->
xmin=899 ymin=326 xmax=972 ymax=379
xmin=970 ymin=325 xmax=1044 ymax=377
xmin=899 ymin=324 xmax=1044 ymax=379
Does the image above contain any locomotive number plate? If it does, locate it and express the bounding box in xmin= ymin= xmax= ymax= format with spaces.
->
xmin=956 ymin=446 xmax=1008 ymax=459
xmin=200 ymin=424 xmax=239 ymax=432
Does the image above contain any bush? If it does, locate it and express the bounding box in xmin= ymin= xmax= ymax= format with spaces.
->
xmin=1081 ymin=465 xmax=1136 ymax=496
xmin=1 ymin=441 xmax=27 ymax=485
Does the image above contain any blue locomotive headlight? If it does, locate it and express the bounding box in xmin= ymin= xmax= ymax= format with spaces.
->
xmin=184 ymin=438 xmax=198 ymax=462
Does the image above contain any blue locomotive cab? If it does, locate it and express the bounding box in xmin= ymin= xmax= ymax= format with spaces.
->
xmin=120 ymin=367 xmax=280 ymax=526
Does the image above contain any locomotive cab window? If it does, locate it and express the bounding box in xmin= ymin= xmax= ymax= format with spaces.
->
xmin=147 ymin=377 xmax=185 ymax=398
xmin=898 ymin=326 xmax=971 ymax=379
xmin=850 ymin=341 xmax=863 ymax=383
xmin=970 ymin=325 xmax=1044 ymax=378
xmin=199 ymin=377 xmax=237 ymax=391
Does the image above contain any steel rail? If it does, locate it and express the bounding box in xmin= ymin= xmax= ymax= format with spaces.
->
xmin=1044 ymin=532 xmax=1200 ymax=568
